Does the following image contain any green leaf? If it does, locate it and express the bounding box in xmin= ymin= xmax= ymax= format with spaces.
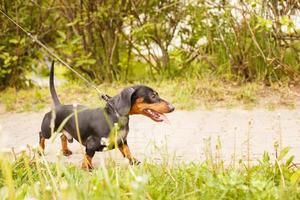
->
xmin=290 ymin=170 xmax=300 ymax=185
xmin=76 ymin=58 xmax=96 ymax=66
xmin=20 ymin=38 xmax=26 ymax=45
xmin=57 ymin=30 xmax=66 ymax=40
xmin=262 ymin=151 xmax=270 ymax=163
xmin=9 ymin=39 xmax=19 ymax=44
xmin=278 ymin=146 xmax=291 ymax=161
xmin=71 ymin=37 xmax=81 ymax=45
xmin=66 ymin=19 xmax=79 ymax=27
xmin=285 ymin=155 xmax=294 ymax=167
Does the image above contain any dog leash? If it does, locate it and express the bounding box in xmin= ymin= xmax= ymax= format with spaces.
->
xmin=0 ymin=9 xmax=111 ymax=103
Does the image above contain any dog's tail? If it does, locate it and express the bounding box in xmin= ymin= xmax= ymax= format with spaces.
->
xmin=49 ymin=61 xmax=61 ymax=106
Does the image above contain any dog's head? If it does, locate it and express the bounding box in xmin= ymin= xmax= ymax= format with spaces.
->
xmin=108 ymin=85 xmax=174 ymax=122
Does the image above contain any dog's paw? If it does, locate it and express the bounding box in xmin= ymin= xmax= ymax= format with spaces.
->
xmin=62 ymin=149 xmax=72 ymax=156
xmin=129 ymin=158 xmax=141 ymax=165
xmin=38 ymin=147 xmax=45 ymax=156
xmin=81 ymin=162 xmax=93 ymax=171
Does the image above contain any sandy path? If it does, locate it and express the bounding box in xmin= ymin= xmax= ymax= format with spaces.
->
xmin=0 ymin=108 xmax=300 ymax=166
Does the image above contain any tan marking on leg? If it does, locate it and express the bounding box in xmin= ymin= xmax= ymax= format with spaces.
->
xmin=60 ymin=134 xmax=72 ymax=156
xmin=119 ymin=143 xmax=140 ymax=165
xmin=39 ymin=135 xmax=45 ymax=154
xmin=82 ymin=154 xmax=93 ymax=170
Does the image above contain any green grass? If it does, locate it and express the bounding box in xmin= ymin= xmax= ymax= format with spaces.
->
xmin=0 ymin=148 xmax=300 ymax=200
xmin=0 ymin=79 xmax=299 ymax=113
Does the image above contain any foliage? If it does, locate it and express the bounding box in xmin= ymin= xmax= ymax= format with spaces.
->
xmin=0 ymin=1 xmax=37 ymax=89
xmin=0 ymin=79 xmax=298 ymax=112
xmin=0 ymin=0 xmax=300 ymax=89
xmin=0 ymin=147 xmax=300 ymax=199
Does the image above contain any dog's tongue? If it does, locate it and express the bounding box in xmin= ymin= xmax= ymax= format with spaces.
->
xmin=159 ymin=113 xmax=170 ymax=124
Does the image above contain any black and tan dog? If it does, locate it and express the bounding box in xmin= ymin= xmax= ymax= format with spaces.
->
xmin=39 ymin=61 xmax=174 ymax=169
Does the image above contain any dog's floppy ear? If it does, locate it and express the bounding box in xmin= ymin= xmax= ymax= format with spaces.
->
xmin=109 ymin=87 xmax=135 ymax=116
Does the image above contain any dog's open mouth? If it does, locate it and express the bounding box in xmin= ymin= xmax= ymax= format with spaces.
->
xmin=143 ymin=109 xmax=168 ymax=122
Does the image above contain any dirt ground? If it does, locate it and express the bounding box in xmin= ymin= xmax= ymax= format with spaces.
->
xmin=0 ymin=108 xmax=300 ymax=167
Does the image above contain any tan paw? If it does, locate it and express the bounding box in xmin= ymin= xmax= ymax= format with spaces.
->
xmin=62 ymin=149 xmax=72 ymax=156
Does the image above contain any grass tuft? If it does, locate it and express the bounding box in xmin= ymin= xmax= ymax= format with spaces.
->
xmin=0 ymin=147 xmax=300 ymax=200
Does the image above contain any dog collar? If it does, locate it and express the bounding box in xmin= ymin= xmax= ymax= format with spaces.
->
xmin=107 ymin=101 xmax=121 ymax=118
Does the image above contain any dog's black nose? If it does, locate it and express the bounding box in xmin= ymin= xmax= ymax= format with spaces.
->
xmin=168 ymin=104 xmax=175 ymax=112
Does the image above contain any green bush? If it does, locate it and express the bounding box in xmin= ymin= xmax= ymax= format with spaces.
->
xmin=1 ymin=0 xmax=299 ymax=89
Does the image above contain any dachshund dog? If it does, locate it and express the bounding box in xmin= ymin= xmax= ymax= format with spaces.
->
xmin=39 ymin=61 xmax=175 ymax=169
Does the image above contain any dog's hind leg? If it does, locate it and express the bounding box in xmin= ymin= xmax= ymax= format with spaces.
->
xmin=60 ymin=133 xmax=72 ymax=156
xmin=39 ymin=112 xmax=53 ymax=155
xmin=39 ymin=132 xmax=46 ymax=154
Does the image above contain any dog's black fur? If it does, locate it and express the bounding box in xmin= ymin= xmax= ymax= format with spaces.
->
xmin=39 ymin=61 xmax=174 ymax=168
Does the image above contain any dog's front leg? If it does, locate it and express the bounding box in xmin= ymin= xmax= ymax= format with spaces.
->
xmin=82 ymin=136 xmax=100 ymax=170
xmin=118 ymin=141 xmax=140 ymax=165
xmin=82 ymin=154 xmax=94 ymax=170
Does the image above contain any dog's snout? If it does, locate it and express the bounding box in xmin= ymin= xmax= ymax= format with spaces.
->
xmin=168 ymin=104 xmax=175 ymax=112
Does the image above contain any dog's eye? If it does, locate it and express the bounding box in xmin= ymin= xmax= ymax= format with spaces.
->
xmin=151 ymin=92 xmax=159 ymax=99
